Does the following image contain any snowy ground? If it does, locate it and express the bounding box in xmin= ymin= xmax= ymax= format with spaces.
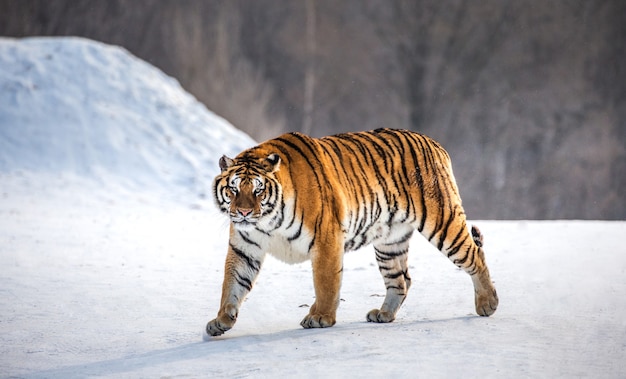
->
xmin=1 ymin=176 xmax=625 ymax=378
xmin=1 ymin=37 xmax=625 ymax=378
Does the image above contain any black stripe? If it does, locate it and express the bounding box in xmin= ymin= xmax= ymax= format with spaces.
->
xmin=384 ymin=271 xmax=405 ymax=279
xmin=284 ymin=199 xmax=297 ymax=230
xmin=453 ymin=245 xmax=472 ymax=266
xmin=437 ymin=209 xmax=457 ymax=250
xmin=323 ymin=138 xmax=362 ymax=230
xmin=238 ymin=231 xmax=261 ymax=249
xmin=273 ymin=135 xmax=322 ymax=189
xmin=356 ymin=135 xmax=395 ymax=209
xmin=307 ymin=228 xmax=316 ymax=252
xmin=375 ymin=249 xmax=408 ymax=258
xmin=382 ymin=131 xmax=414 ymax=224
xmin=266 ymin=199 xmax=285 ymax=231
xmin=351 ymin=236 xmax=368 ymax=251
xmin=230 ymin=243 xmax=261 ymax=271
xmin=287 ymin=221 xmax=303 ymax=241
xmin=254 ymin=226 xmax=271 ymax=236
xmin=403 ymin=132 xmax=427 ymax=231
xmin=465 ymin=246 xmax=477 ymax=271
xmin=383 ymin=231 xmax=414 ymax=246
xmin=234 ymin=272 xmax=253 ymax=292
xmin=447 ymin=230 xmax=469 ymax=258
xmin=330 ymin=139 xmax=369 ymax=236
xmin=318 ymin=141 xmax=346 ymax=185
xmin=446 ymin=222 xmax=467 ymax=253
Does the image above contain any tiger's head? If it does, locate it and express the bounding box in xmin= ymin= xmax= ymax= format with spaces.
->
xmin=213 ymin=152 xmax=282 ymax=230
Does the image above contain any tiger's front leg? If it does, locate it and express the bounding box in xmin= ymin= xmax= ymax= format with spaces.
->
xmin=300 ymin=236 xmax=344 ymax=329
xmin=206 ymin=242 xmax=264 ymax=337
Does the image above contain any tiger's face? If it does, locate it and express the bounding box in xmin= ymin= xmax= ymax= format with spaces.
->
xmin=213 ymin=153 xmax=282 ymax=230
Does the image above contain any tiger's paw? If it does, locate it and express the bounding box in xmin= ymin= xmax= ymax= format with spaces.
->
xmin=205 ymin=318 xmax=232 ymax=337
xmin=205 ymin=305 xmax=238 ymax=337
xmin=366 ymin=309 xmax=395 ymax=323
xmin=475 ymin=288 xmax=499 ymax=317
xmin=300 ymin=314 xmax=336 ymax=329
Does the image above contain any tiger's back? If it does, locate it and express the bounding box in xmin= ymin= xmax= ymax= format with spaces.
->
xmin=205 ymin=128 xmax=498 ymax=337
xmin=317 ymin=129 xmax=464 ymax=253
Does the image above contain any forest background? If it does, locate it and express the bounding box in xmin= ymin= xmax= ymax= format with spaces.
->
xmin=2 ymin=0 xmax=624 ymax=219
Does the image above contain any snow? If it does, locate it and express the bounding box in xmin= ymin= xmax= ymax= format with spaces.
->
xmin=1 ymin=37 xmax=625 ymax=378
xmin=0 ymin=36 xmax=254 ymax=202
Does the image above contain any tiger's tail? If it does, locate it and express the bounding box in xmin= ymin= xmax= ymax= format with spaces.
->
xmin=471 ymin=225 xmax=483 ymax=248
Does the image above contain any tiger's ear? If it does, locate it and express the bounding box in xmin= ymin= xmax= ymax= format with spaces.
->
xmin=219 ymin=155 xmax=235 ymax=172
xmin=263 ymin=153 xmax=281 ymax=173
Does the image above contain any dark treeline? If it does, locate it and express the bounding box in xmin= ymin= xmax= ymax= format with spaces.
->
xmin=1 ymin=0 xmax=625 ymax=219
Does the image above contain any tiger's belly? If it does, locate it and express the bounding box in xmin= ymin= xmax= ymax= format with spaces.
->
xmin=240 ymin=206 xmax=412 ymax=262
xmin=257 ymin=224 xmax=408 ymax=263
xmin=343 ymin=209 xmax=414 ymax=252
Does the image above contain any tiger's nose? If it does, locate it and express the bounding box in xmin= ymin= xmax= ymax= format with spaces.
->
xmin=238 ymin=208 xmax=253 ymax=217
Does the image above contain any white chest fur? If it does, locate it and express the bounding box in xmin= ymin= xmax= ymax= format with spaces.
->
xmin=262 ymin=231 xmax=312 ymax=264
xmin=232 ymin=226 xmax=312 ymax=264
xmin=233 ymin=199 xmax=314 ymax=264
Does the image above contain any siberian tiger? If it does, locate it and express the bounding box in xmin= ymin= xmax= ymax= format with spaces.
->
xmin=205 ymin=128 xmax=498 ymax=337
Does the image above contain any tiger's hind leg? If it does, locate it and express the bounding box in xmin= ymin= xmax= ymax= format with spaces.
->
xmin=437 ymin=223 xmax=499 ymax=316
xmin=467 ymin=226 xmax=499 ymax=316
xmin=367 ymin=229 xmax=414 ymax=323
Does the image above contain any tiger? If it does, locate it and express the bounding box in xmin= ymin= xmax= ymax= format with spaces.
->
xmin=205 ymin=128 xmax=498 ymax=337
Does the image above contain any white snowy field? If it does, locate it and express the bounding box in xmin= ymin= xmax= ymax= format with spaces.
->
xmin=1 ymin=37 xmax=625 ymax=378
xmin=1 ymin=177 xmax=625 ymax=378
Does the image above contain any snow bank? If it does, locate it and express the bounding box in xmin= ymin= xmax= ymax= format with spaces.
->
xmin=0 ymin=37 xmax=254 ymax=200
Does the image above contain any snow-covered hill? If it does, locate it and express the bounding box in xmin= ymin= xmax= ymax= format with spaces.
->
xmin=0 ymin=37 xmax=254 ymax=201
xmin=0 ymin=37 xmax=625 ymax=378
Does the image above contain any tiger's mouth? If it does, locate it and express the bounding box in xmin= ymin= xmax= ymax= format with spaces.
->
xmin=230 ymin=214 xmax=259 ymax=228
xmin=232 ymin=220 xmax=258 ymax=231
xmin=233 ymin=218 xmax=255 ymax=225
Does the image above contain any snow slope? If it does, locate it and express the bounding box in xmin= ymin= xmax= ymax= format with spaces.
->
xmin=0 ymin=36 xmax=254 ymax=202
xmin=1 ymin=37 xmax=625 ymax=378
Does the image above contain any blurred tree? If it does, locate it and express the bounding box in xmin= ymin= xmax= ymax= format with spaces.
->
xmin=1 ymin=0 xmax=624 ymax=219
